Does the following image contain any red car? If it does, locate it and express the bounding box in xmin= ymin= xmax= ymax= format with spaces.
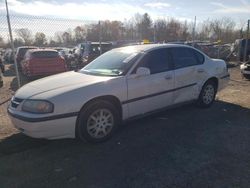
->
xmin=15 ymin=46 xmax=38 ymax=69
xmin=21 ymin=49 xmax=67 ymax=78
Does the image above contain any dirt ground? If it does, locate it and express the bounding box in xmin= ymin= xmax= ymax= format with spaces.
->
xmin=0 ymin=63 xmax=250 ymax=188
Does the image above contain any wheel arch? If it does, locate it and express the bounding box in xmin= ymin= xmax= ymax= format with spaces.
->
xmin=205 ymin=77 xmax=218 ymax=91
xmin=75 ymin=95 xmax=123 ymax=138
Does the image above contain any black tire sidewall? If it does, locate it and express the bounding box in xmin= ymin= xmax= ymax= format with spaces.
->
xmin=198 ymin=81 xmax=217 ymax=108
xmin=77 ymin=100 xmax=119 ymax=143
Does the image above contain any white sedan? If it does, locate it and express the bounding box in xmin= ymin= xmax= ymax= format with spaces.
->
xmin=8 ymin=44 xmax=229 ymax=143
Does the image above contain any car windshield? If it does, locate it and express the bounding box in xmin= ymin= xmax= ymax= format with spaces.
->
xmin=80 ymin=48 xmax=140 ymax=76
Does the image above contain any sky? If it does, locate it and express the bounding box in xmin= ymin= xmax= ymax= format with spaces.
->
xmin=0 ymin=0 xmax=249 ymax=22
xmin=0 ymin=0 xmax=249 ymax=41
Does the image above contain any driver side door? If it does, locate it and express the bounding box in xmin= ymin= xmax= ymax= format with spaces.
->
xmin=125 ymin=48 xmax=175 ymax=118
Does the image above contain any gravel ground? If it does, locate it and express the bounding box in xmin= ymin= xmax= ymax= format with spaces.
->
xmin=0 ymin=63 xmax=250 ymax=188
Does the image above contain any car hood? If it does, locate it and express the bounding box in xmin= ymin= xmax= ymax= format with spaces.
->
xmin=15 ymin=71 xmax=114 ymax=99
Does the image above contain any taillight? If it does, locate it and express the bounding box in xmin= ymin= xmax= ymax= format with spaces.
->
xmin=60 ymin=58 xmax=67 ymax=71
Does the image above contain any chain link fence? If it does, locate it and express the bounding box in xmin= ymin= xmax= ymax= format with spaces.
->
xmin=0 ymin=76 xmax=15 ymax=138
xmin=0 ymin=12 xmax=94 ymax=138
xmin=0 ymin=13 xmax=91 ymax=45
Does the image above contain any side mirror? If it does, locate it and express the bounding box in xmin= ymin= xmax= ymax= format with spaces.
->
xmin=136 ymin=67 xmax=150 ymax=77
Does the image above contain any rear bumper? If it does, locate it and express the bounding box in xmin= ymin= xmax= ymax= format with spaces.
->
xmin=218 ymin=74 xmax=230 ymax=91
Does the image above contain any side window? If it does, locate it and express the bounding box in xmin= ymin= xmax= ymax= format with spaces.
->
xmin=193 ymin=50 xmax=205 ymax=64
xmin=138 ymin=48 xmax=171 ymax=74
xmin=171 ymin=47 xmax=201 ymax=69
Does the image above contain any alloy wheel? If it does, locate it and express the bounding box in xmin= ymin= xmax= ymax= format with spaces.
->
xmin=86 ymin=109 xmax=114 ymax=139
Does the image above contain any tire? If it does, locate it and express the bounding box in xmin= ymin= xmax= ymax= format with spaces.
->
xmin=76 ymin=100 xmax=120 ymax=143
xmin=197 ymin=80 xmax=217 ymax=108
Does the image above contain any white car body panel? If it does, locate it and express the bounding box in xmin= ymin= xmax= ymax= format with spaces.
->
xmin=173 ymin=66 xmax=200 ymax=104
xmin=10 ymin=108 xmax=76 ymax=139
xmin=126 ymin=70 xmax=174 ymax=117
xmin=8 ymin=44 xmax=230 ymax=140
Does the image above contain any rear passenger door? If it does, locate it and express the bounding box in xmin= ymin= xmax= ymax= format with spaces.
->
xmin=171 ymin=47 xmax=206 ymax=104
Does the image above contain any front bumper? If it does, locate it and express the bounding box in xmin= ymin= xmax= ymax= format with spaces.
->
xmin=8 ymin=108 xmax=77 ymax=139
xmin=240 ymin=64 xmax=250 ymax=75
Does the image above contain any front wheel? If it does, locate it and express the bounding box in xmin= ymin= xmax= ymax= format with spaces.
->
xmin=197 ymin=81 xmax=217 ymax=108
xmin=76 ymin=100 xmax=120 ymax=143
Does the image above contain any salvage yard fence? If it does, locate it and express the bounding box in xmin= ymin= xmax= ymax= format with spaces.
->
xmin=0 ymin=14 xmax=91 ymax=47
xmin=0 ymin=11 xmax=94 ymax=129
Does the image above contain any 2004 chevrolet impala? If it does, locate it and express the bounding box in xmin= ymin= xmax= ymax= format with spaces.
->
xmin=8 ymin=44 xmax=230 ymax=143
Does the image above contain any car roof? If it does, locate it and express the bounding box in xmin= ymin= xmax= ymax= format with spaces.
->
xmin=91 ymin=42 xmax=112 ymax=45
xmin=113 ymin=44 xmax=194 ymax=53
xmin=28 ymin=49 xmax=58 ymax=53
xmin=17 ymin=46 xmax=38 ymax=49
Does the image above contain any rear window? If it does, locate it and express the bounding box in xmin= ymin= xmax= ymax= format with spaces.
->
xmin=17 ymin=48 xmax=37 ymax=57
xmin=32 ymin=51 xmax=59 ymax=58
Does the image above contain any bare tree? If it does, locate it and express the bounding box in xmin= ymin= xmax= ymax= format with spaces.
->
xmin=62 ymin=31 xmax=73 ymax=45
xmin=15 ymin=28 xmax=33 ymax=45
xmin=208 ymin=18 xmax=236 ymax=43
xmin=34 ymin=32 xmax=47 ymax=46
xmin=123 ymin=19 xmax=136 ymax=40
xmin=74 ymin=26 xmax=86 ymax=43
xmin=86 ymin=24 xmax=99 ymax=41
xmin=166 ymin=18 xmax=182 ymax=41
xmin=54 ymin=31 xmax=63 ymax=45
xmin=133 ymin=13 xmax=153 ymax=40
xmin=155 ymin=19 xmax=168 ymax=42
xmin=197 ymin=19 xmax=213 ymax=41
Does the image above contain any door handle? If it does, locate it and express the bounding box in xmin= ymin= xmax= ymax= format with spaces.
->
xmin=197 ymin=69 xmax=205 ymax=73
xmin=165 ymin=75 xmax=172 ymax=80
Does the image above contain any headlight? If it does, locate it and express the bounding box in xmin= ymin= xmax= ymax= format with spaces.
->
xmin=22 ymin=100 xmax=54 ymax=114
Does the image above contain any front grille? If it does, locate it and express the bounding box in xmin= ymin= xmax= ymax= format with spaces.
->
xmin=11 ymin=97 xmax=24 ymax=108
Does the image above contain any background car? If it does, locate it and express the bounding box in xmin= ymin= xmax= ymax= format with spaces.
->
xmin=21 ymin=49 xmax=67 ymax=78
xmin=233 ymin=39 xmax=250 ymax=62
xmin=15 ymin=46 xmax=38 ymax=69
xmin=3 ymin=49 xmax=15 ymax=64
xmin=240 ymin=56 xmax=250 ymax=79
xmin=74 ymin=42 xmax=113 ymax=68
xmin=58 ymin=48 xmax=76 ymax=70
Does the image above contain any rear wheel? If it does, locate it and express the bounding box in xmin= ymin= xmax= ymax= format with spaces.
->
xmin=197 ymin=80 xmax=217 ymax=108
xmin=76 ymin=100 xmax=120 ymax=143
